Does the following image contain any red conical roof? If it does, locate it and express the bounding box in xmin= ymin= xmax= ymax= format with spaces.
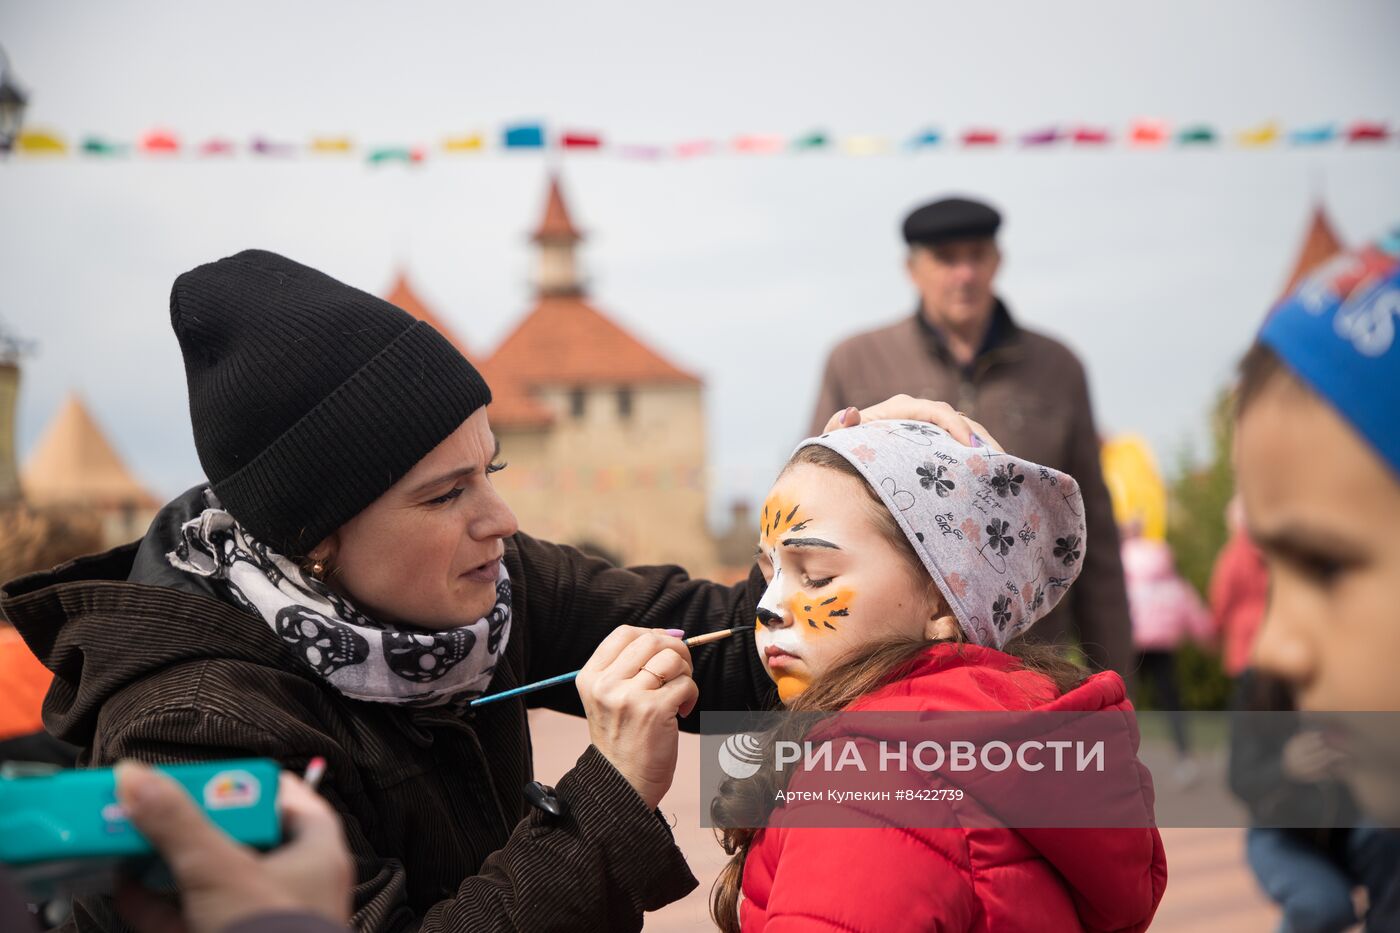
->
xmin=1280 ymin=205 xmax=1345 ymax=299
xmin=384 ymin=270 xmax=476 ymax=363
xmin=531 ymin=175 xmax=583 ymax=243
xmin=480 ymin=294 xmax=700 ymax=428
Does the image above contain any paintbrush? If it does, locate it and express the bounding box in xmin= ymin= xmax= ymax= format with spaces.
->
xmin=469 ymin=625 xmax=748 ymax=708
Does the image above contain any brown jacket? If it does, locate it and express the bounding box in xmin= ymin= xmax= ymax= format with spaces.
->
xmin=2 ymin=488 xmax=775 ymax=933
xmin=810 ymin=302 xmax=1133 ymax=677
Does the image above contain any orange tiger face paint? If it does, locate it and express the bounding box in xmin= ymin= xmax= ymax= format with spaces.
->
xmin=754 ymin=463 xmax=945 ymax=703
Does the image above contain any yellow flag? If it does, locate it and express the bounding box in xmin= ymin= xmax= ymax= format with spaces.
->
xmin=443 ymin=133 xmax=485 ymax=153
xmin=1100 ymin=434 xmax=1168 ymax=541
xmin=310 ymin=136 xmax=354 ymax=154
xmin=1237 ymin=121 xmax=1280 ymax=148
xmin=16 ymin=130 xmax=68 ymax=155
xmin=842 ymin=135 xmax=891 ymax=156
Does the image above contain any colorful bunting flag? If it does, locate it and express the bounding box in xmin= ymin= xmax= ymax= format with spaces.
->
xmin=1289 ymin=124 xmax=1336 ymax=145
xmin=733 ymin=134 xmax=785 ymax=154
xmin=199 ymin=138 xmax=236 ymax=156
xmin=16 ymin=130 xmax=67 ymax=154
xmin=367 ymin=146 xmax=423 ymax=165
xmin=81 ymin=136 xmax=127 ymax=156
xmin=1176 ymin=125 xmax=1216 ymax=145
xmin=560 ymin=131 xmax=602 ymax=149
xmin=141 ymin=130 xmax=179 ymax=154
xmin=1237 ymin=122 xmax=1280 ymax=147
xmin=793 ymin=130 xmax=829 ymax=150
xmin=1021 ymin=126 xmax=1060 ymax=146
xmin=1347 ymin=121 xmax=1390 ymax=143
xmin=843 ymin=135 xmax=891 ymax=155
xmin=503 ymin=123 xmax=546 ymax=148
xmin=906 ymin=129 xmax=941 ymax=149
xmin=442 ymin=133 xmax=484 ymax=153
xmin=962 ymin=128 xmax=1000 ymax=147
xmin=252 ymin=137 xmax=295 ymax=157
xmin=310 ymin=136 xmax=354 ymax=154
xmin=1129 ymin=120 xmax=1168 ymax=147
xmin=673 ymin=139 xmax=714 ymax=158
xmin=619 ymin=144 xmax=663 ymax=160
xmin=1071 ymin=126 xmax=1111 ymax=145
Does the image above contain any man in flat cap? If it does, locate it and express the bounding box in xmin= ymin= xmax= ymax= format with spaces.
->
xmin=809 ymin=195 xmax=1132 ymax=679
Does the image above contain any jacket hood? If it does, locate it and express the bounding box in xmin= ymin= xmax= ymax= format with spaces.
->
xmin=0 ymin=486 xmax=298 ymax=747
xmin=851 ymin=644 xmax=1167 ymax=931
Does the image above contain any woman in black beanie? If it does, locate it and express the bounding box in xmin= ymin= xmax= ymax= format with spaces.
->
xmin=2 ymin=250 xmax=984 ymax=932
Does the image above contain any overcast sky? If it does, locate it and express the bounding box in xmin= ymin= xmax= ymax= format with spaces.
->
xmin=2 ymin=0 xmax=1398 ymax=529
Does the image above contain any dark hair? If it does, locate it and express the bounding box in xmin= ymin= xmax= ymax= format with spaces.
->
xmin=1234 ymin=341 xmax=1304 ymax=419
xmin=709 ymin=444 xmax=1086 ymax=932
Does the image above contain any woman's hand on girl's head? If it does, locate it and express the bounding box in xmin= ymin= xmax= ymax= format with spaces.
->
xmin=820 ymin=395 xmax=1004 ymax=452
xmin=575 ymin=626 xmax=697 ymax=810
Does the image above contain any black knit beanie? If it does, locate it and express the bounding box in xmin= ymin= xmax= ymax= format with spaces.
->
xmin=170 ymin=249 xmax=492 ymax=555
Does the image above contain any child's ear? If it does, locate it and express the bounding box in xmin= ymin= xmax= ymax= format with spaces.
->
xmin=924 ymin=611 xmax=962 ymax=642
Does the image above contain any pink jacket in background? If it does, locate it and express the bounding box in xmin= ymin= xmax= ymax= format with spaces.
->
xmin=1121 ymin=538 xmax=1213 ymax=652
xmin=1208 ymin=530 xmax=1270 ymax=677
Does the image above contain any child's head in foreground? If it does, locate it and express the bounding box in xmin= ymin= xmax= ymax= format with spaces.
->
xmin=1234 ymin=228 xmax=1400 ymax=820
xmin=753 ymin=420 xmax=1089 ymax=703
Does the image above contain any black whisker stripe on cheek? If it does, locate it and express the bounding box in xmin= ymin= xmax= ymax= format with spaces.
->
xmin=790 ymin=520 xmax=810 ymax=533
xmin=821 ymin=597 xmax=838 ymax=605
xmin=828 ymin=609 xmax=849 ymax=617
xmin=785 ymin=505 xmax=800 ymax=524
xmin=823 ymin=622 xmax=836 ymax=630
xmin=807 ymin=619 xmax=818 ymax=628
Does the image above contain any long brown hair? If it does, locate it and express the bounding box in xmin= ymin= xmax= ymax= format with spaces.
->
xmin=709 ymin=445 xmax=1086 ymax=932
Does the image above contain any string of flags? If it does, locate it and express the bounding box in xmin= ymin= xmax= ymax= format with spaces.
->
xmin=6 ymin=119 xmax=1395 ymax=164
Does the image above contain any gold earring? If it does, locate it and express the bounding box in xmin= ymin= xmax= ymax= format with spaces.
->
xmin=310 ymin=560 xmax=326 ymax=579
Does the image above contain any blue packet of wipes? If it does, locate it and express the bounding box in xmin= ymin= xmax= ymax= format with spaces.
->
xmin=0 ymin=759 xmax=281 ymax=902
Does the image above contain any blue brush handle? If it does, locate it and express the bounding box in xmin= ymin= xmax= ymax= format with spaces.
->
xmin=470 ymin=668 xmax=582 ymax=707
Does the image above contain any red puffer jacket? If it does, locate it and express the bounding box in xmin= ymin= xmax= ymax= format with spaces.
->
xmin=738 ymin=644 xmax=1167 ymax=932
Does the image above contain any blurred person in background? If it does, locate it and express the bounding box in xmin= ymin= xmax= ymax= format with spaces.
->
xmin=1233 ymin=228 xmax=1400 ymax=928
xmin=0 ymin=504 xmax=97 ymax=767
xmin=1120 ymin=520 xmax=1214 ymax=785
xmin=810 ymin=195 xmax=1132 ymax=679
xmin=1229 ymin=671 xmax=1400 ymax=933
xmin=1210 ymin=494 xmax=1270 ymax=679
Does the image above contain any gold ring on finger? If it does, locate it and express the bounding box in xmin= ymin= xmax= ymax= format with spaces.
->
xmin=641 ymin=667 xmax=667 ymax=688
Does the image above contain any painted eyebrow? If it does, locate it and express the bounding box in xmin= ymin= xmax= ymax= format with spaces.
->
xmin=410 ymin=438 xmax=502 ymax=496
xmin=781 ymin=537 xmax=841 ymax=550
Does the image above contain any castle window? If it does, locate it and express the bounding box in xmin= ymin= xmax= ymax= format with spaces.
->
xmin=569 ymin=386 xmax=587 ymax=419
xmin=616 ymin=387 xmax=633 ymax=420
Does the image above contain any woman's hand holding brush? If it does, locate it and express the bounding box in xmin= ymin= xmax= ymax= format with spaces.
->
xmin=575 ymin=626 xmax=698 ymax=810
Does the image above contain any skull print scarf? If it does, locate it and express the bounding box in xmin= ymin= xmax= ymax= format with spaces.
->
xmin=166 ymin=488 xmax=511 ymax=707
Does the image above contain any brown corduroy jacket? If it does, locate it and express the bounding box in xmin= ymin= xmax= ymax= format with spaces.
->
xmin=2 ymin=489 xmax=774 ymax=933
xmin=809 ymin=302 xmax=1133 ymax=678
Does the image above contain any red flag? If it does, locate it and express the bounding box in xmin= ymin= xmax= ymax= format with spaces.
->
xmin=961 ymin=128 xmax=1000 ymax=147
xmin=142 ymin=130 xmax=179 ymax=153
xmin=1347 ymin=121 xmax=1390 ymax=143
xmin=1071 ymin=126 xmax=1111 ymax=145
xmin=1129 ymin=120 xmax=1169 ymax=147
xmin=561 ymin=131 xmax=602 ymax=149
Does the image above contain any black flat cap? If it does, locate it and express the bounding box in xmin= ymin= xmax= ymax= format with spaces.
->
xmin=902 ymin=196 xmax=1002 ymax=246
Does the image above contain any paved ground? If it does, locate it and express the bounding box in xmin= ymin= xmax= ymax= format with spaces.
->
xmin=529 ymin=710 xmax=1282 ymax=930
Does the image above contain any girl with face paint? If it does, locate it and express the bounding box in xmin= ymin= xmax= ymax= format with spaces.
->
xmin=713 ymin=423 xmax=1167 ymax=933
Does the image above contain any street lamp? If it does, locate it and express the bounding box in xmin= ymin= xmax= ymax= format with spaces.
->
xmin=0 ymin=45 xmax=29 ymax=154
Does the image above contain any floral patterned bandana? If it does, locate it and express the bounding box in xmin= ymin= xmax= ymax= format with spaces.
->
xmin=166 ymin=489 xmax=511 ymax=707
xmin=799 ymin=421 xmax=1086 ymax=650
